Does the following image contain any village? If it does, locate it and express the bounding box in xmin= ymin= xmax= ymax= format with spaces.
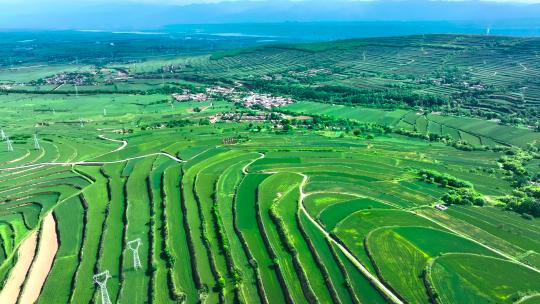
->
xmin=172 ymin=85 xmax=293 ymax=109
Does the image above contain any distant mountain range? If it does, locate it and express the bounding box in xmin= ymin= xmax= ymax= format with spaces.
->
xmin=1 ymin=0 xmax=540 ymax=30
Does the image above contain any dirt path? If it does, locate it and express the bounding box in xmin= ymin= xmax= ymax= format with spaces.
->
xmin=0 ymin=151 xmax=185 ymax=172
xmin=242 ymin=153 xmax=264 ymax=174
xmin=0 ymin=231 xmax=38 ymax=304
xmin=19 ymin=213 xmax=59 ymax=304
xmin=98 ymin=134 xmax=128 ymax=153
xmin=515 ymin=293 xmax=540 ymax=304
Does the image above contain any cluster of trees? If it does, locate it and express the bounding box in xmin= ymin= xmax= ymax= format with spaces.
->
xmin=442 ymin=189 xmax=486 ymax=206
xmin=498 ymin=149 xmax=532 ymax=179
xmin=502 ymin=186 xmax=540 ymax=218
xmin=277 ymin=109 xmax=393 ymax=137
xmin=247 ymin=80 xmax=449 ymax=108
xmin=419 ymin=169 xmax=486 ymax=206
xmin=141 ymin=119 xmax=193 ymax=130
xmin=418 ymin=169 xmax=473 ymax=188
xmin=496 ymin=148 xmax=540 ymax=218
xmin=443 ymin=95 xmax=540 ymax=128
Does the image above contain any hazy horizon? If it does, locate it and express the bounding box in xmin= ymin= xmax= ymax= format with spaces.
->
xmin=1 ymin=0 xmax=540 ymax=31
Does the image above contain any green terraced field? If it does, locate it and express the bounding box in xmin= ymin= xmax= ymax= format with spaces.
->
xmin=0 ymin=33 xmax=539 ymax=304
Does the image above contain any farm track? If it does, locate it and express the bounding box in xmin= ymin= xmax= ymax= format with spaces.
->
xmin=515 ymin=293 xmax=540 ymax=304
xmin=0 ymin=151 xmax=185 ymax=172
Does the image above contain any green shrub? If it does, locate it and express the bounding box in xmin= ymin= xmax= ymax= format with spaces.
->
xmin=418 ymin=170 xmax=472 ymax=188
xmin=442 ymin=189 xmax=486 ymax=206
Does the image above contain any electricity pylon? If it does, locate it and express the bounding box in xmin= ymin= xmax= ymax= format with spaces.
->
xmin=0 ymin=129 xmax=6 ymax=141
xmin=127 ymin=238 xmax=142 ymax=270
xmin=6 ymin=137 xmax=13 ymax=152
xmin=33 ymin=133 xmax=40 ymax=150
xmin=93 ymin=271 xmax=112 ymax=304
xmin=103 ymin=108 xmax=107 ymax=116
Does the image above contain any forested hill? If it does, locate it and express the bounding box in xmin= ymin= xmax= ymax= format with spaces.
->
xmin=2 ymin=34 xmax=540 ymax=127
xmin=184 ymin=34 xmax=539 ymax=126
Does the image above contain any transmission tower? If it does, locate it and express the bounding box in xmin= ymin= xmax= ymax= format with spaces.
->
xmin=6 ymin=137 xmax=13 ymax=152
xmin=362 ymin=51 xmax=366 ymax=61
xmin=0 ymin=129 xmax=6 ymax=141
xmin=103 ymin=108 xmax=107 ymax=116
xmin=93 ymin=271 xmax=112 ymax=304
xmin=79 ymin=118 xmax=84 ymax=128
xmin=127 ymin=238 xmax=142 ymax=270
xmin=33 ymin=133 xmax=40 ymax=150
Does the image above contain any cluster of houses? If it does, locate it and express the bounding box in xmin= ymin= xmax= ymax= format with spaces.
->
xmin=461 ymin=81 xmax=486 ymax=91
xmin=172 ymin=86 xmax=293 ymax=110
xmin=242 ymin=93 xmax=293 ymax=109
xmin=222 ymin=137 xmax=238 ymax=145
xmin=206 ymin=86 xmax=236 ymax=96
xmin=209 ymin=111 xmax=291 ymax=124
xmin=161 ymin=64 xmax=184 ymax=73
xmin=172 ymin=90 xmax=209 ymax=102
xmin=434 ymin=204 xmax=449 ymax=211
xmin=217 ymin=112 xmax=269 ymax=122
xmin=41 ymin=72 xmax=94 ymax=86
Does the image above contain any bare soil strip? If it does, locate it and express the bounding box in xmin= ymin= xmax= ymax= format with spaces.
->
xmin=0 ymin=231 xmax=38 ymax=304
xmin=19 ymin=213 xmax=59 ymax=304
